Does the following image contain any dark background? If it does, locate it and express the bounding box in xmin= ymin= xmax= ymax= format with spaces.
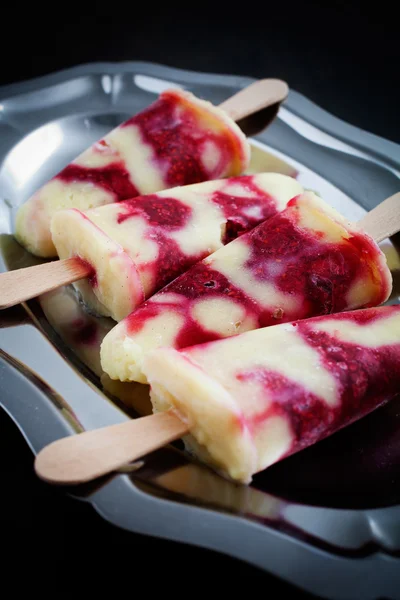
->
xmin=1 ymin=2 xmax=399 ymax=143
xmin=0 ymin=2 xmax=398 ymax=595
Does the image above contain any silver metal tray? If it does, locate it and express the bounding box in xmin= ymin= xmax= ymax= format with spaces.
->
xmin=1 ymin=62 xmax=400 ymax=599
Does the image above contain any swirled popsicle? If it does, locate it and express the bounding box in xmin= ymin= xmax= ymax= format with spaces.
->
xmin=15 ymin=88 xmax=250 ymax=257
xmin=101 ymin=191 xmax=392 ymax=383
xmin=51 ymin=173 xmax=303 ymax=321
xmin=142 ymin=304 xmax=400 ymax=483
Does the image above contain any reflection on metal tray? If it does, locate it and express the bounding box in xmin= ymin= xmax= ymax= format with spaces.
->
xmin=0 ymin=62 xmax=399 ymax=599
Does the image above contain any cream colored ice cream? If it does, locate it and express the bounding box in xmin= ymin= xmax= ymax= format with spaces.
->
xmin=15 ymin=89 xmax=250 ymax=257
xmin=142 ymin=305 xmax=400 ymax=483
xmin=100 ymin=191 xmax=392 ymax=383
xmin=51 ymin=173 xmax=303 ymax=321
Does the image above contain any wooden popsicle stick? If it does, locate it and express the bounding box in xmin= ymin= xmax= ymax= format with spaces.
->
xmin=0 ymin=257 xmax=89 ymax=310
xmin=219 ymin=78 xmax=289 ymax=122
xmin=34 ymin=409 xmax=188 ymax=485
xmin=357 ymin=192 xmax=400 ymax=243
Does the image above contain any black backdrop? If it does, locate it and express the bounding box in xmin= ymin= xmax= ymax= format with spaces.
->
xmin=0 ymin=2 xmax=399 ymax=595
xmin=1 ymin=2 xmax=399 ymax=143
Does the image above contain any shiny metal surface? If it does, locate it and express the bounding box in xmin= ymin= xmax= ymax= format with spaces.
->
xmin=1 ymin=62 xmax=400 ymax=598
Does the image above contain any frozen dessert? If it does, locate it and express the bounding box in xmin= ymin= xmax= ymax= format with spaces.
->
xmin=15 ymin=89 xmax=250 ymax=257
xmin=101 ymin=191 xmax=392 ymax=383
xmin=51 ymin=173 xmax=303 ymax=321
xmin=142 ymin=304 xmax=400 ymax=483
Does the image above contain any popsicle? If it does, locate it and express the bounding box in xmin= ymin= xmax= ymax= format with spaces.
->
xmin=142 ymin=304 xmax=400 ymax=483
xmin=3 ymin=173 xmax=303 ymax=320
xmin=34 ymin=304 xmax=400 ymax=486
xmin=14 ymin=79 xmax=287 ymax=258
xmin=100 ymin=191 xmax=393 ymax=383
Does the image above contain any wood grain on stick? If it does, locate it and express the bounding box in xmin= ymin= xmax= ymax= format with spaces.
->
xmin=0 ymin=257 xmax=89 ymax=309
xmin=358 ymin=192 xmax=400 ymax=243
xmin=220 ymin=78 xmax=289 ymax=121
xmin=34 ymin=410 xmax=188 ymax=485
